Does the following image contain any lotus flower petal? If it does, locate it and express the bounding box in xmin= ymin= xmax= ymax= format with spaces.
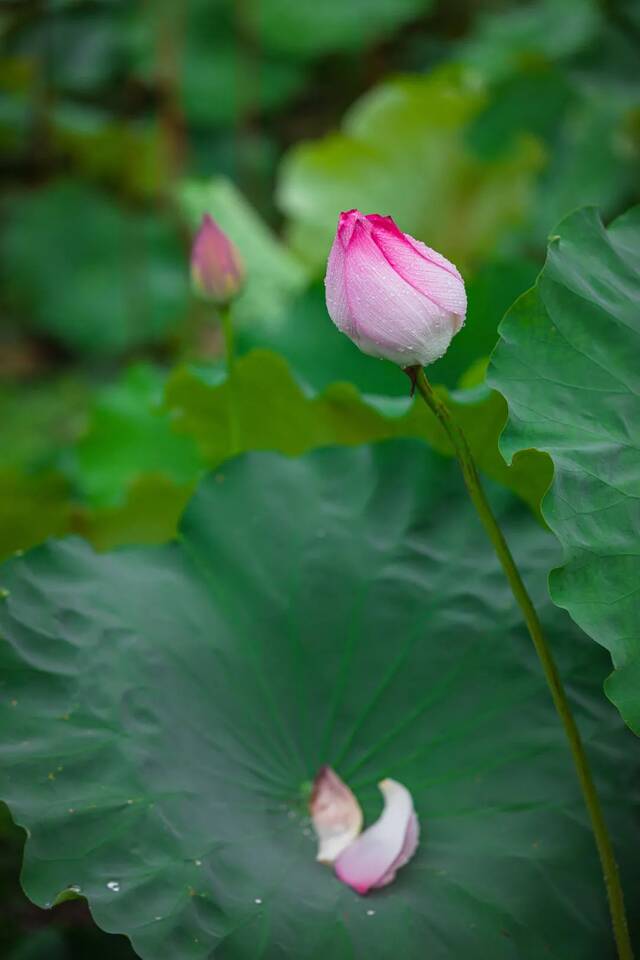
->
xmin=310 ymin=766 xmax=363 ymax=864
xmin=325 ymin=209 xmax=466 ymax=367
xmin=334 ymin=779 xmax=419 ymax=894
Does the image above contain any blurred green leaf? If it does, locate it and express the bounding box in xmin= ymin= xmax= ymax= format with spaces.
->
xmin=465 ymin=65 xmax=573 ymax=161
xmin=77 ymin=475 xmax=194 ymax=552
xmin=245 ymin=0 xmax=433 ymax=58
xmin=432 ymin=256 xmax=540 ymax=387
xmin=490 ymin=205 xmax=640 ymax=733
xmin=458 ymin=0 xmax=601 ymax=82
xmin=167 ymin=349 xmax=551 ymax=514
xmin=69 ymin=365 xmax=201 ymax=508
xmin=51 ymin=104 xmax=167 ymax=198
xmin=0 ymin=377 xmax=85 ymax=562
xmin=529 ymin=86 xmax=640 ymax=243
xmin=278 ymin=66 xmax=544 ymax=274
xmin=60 ymin=349 xmax=550 ymax=549
xmin=0 ymin=469 xmax=71 ymax=563
xmin=129 ymin=0 xmax=307 ymax=128
xmin=1 ymin=181 xmax=189 ymax=357
xmin=6 ymin=5 xmax=129 ymax=95
xmin=180 ymin=41 xmax=305 ymax=129
xmin=178 ymin=177 xmax=309 ymax=330
xmin=0 ymin=57 xmax=37 ymax=153
xmin=0 ymin=377 xmax=89 ymax=472
xmin=0 ymin=93 xmax=31 ymax=153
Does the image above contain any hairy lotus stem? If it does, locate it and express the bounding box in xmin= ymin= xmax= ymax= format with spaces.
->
xmin=408 ymin=365 xmax=633 ymax=960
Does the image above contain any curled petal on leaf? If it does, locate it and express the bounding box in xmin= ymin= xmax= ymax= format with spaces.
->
xmin=310 ymin=766 xmax=363 ymax=864
xmin=334 ymin=779 xmax=419 ymax=894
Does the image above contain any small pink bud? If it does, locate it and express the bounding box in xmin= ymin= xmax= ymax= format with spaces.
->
xmin=325 ymin=210 xmax=466 ymax=368
xmin=334 ymin=778 xmax=419 ymax=895
xmin=190 ymin=214 xmax=245 ymax=305
xmin=310 ymin=766 xmax=363 ymax=864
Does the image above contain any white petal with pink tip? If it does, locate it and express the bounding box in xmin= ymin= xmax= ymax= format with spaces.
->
xmin=334 ymin=779 xmax=419 ymax=894
xmin=310 ymin=766 xmax=363 ymax=864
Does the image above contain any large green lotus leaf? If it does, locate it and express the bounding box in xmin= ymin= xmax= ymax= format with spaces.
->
xmin=178 ymin=178 xmax=308 ymax=330
xmin=166 ymin=350 xmax=551 ymax=515
xmin=0 ymin=442 xmax=638 ymax=959
xmin=489 ymin=206 xmax=640 ymax=733
xmin=277 ymin=67 xmax=543 ymax=274
xmin=1 ymin=181 xmax=188 ymax=356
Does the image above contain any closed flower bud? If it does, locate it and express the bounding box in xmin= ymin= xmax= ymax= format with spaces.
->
xmin=190 ymin=214 xmax=245 ymax=306
xmin=325 ymin=210 xmax=466 ymax=368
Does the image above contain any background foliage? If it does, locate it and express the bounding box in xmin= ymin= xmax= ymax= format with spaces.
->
xmin=1 ymin=0 xmax=639 ymax=956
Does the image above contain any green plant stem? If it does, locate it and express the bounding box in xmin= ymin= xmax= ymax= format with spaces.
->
xmin=411 ymin=365 xmax=633 ymax=960
xmin=220 ymin=303 xmax=235 ymax=373
xmin=220 ymin=303 xmax=239 ymax=455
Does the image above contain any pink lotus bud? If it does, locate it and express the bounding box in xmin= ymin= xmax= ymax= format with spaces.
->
xmin=325 ymin=210 xmax=466 ymax=367
xmin=310 ymin=766 xmax=363 ymax=864
xmin=334 ymin=778 xmax=419 ymax=895
xmin=190 ymin=214 xmax=245 ymax=305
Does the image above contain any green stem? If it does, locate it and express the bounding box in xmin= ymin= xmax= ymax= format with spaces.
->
xmin=220 ymin=304 xmax=239 ymax=455
xmin=411 ymin=366 xmax=633 ymax=960
xmin=220 ymin=303 xmax=235 ymax=373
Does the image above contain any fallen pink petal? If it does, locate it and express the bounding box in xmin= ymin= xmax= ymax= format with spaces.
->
xmin=334 ymin=779 xmax=419 ymax=895
xmin=310 ymin=766 xmax=363 ymax=864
